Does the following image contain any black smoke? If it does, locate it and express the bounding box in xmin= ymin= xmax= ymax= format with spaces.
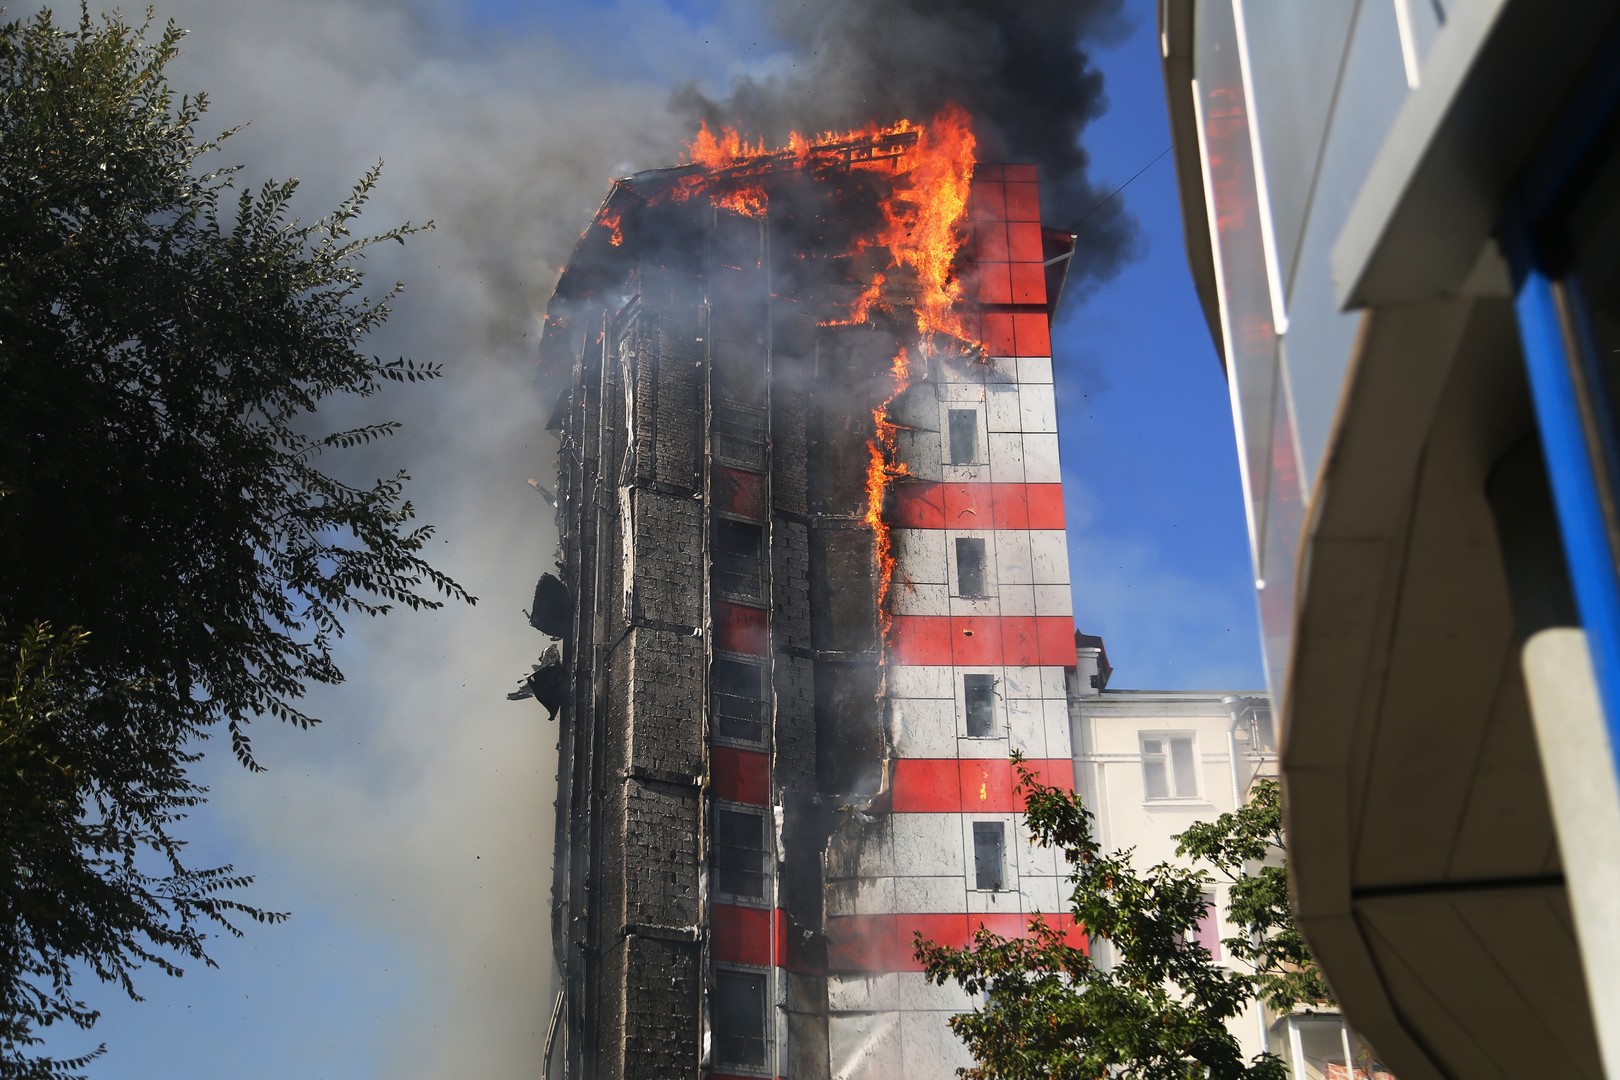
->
xmin=672 ymin=0 xmax=1137 ymax=298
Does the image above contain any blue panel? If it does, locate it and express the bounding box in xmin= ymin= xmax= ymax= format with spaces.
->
xmin=1511 ymin=248 xmax=1620 ymax=777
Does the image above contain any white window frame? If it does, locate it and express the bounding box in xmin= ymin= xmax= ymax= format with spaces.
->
xmin=1140 ymin=732 xmax=1200 ymax=800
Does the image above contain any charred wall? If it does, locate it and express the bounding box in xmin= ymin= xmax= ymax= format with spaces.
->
xmin=548 ymin=161 xmax=913 ymax=1078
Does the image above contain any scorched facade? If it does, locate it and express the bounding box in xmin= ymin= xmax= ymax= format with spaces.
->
xmin=536 ymin=122 xmax=1083 ymax=1079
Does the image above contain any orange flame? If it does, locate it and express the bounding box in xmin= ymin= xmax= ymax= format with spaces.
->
xmin=867 ymin=347 xmax=915 ymax=640
xmin=597 ymin=208 xmax=624 ymax=246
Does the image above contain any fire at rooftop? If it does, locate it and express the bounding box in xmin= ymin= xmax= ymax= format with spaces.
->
xmin=527 ymin=108 xmax=1084 ymax=1079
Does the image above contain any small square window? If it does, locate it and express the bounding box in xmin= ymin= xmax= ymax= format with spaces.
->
xmin=948 ymin=409 xmax=979 ymax=464
xmin=713 ymin=658 xmax=766 ymax=744
xmin=713 ymin=519 xmax=764 ymax=600
xmin=972 ymin=821 xmax=1005 ymax=891
xmin=714 ymin=805 xmax=769 ymax=900
xmin=955 ymin=537 xmax=987 ymax=597
xmin=713 ymin=968 xmax=769 ymax=1067
xmin=1141 ymin=734 xmax=1198 ymax=799
xmin=963 ymin=674 xmax=996 ymax=737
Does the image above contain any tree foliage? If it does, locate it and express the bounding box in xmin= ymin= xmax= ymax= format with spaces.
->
xmin=0 ymin=6 xmax=469 ymax=1072
xmin=916 ymin=758 xmax=1297 ymax=1080
xmin=1175 ymin=780 xmax=1333 ymax=1013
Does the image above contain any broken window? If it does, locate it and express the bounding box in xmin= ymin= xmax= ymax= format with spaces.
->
xmin=972 ymin=821 xmax=1005 ymax=891
xmin=963 ymin=674 xmax=996 ymax=737
xmin=715 ymin=400 xmax=767 ymax=470
xmin=714 ymin=805 xmax=769 ymax=900
xmin=713 ymin=658 xmax=766 ymax=744
xmin=1141 ymin=733 xmax=1199 ymax=799
xmin=713 ymin=968 xmax=769 ymax=1068
xmin=955 ymin=537 xmax=987 ymax=597
xmin=713 ymin=519 xmax=764 ymax=600
xmin=948 ymin=408 xmax=979 ymax=464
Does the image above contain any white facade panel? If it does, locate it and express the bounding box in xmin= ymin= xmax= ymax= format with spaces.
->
xmin=1018 ymin=384 xmax=1059 ymax=434
xmin=889 ymin=696 xmax=956 ymax=759
xmin=1029 ymin=530 xmax=1070 ymax=584
xmin=1021 ymin=431 xmax=1062 ymax=482
xmin=1016 ymin=355 xmax=1053 ymax=383
xmin=893 ymin=528 xmax=948 ymax=585
xmin=985 ymin=430 xmax=1026 ymax=483
xmin=985 ymin=385 xmax=1023 ymax=432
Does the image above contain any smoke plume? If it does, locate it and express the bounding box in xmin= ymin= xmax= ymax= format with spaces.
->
xmin=673 ymin=0 xmax=1136 ymax=296
xmin=18 ymin=1 xmax=1139 ymax=1076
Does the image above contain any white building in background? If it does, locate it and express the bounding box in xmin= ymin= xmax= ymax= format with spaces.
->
xmin=1070 ymin=643 xmax=1384 ymax=1080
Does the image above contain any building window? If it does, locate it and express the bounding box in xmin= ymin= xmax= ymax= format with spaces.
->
xmin=713 ymin=519 xmax=764 ymax=600
xmin=972 ymin=821 xmax=1005 ymax=890
xmin=1141 ymin=733 xmax=1199 ymax=799
xmin=963 ymin=674 xmax=996 ymax=737
xmin=714 ymin=805 xmax=769 ymax=901
xmin=713 ymin=657 xmax=766 ymax=744
xmin=713 ymin=967 xmax=770 ymax=1068
xmin=715 ymin=400 xmax=767 ymax=470
xmin=948 ymin=408 xmax=979 ymax=464
xmin=1192 ymin=891 xmax=1222 ymax=959
xmin=955 ymin=537 xmax=987 ymax=597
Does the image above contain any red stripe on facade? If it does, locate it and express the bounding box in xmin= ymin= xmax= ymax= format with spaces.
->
xmin=712 ymin=744 xmax=770 ymax=805
xmin=888 ymin=615 xmax=1079 ymax=667
xmin=889 ymin=482 xmax=1066 ymax=530
xmin=826 ymin=912 xmax=1085 ymax=972
xmin=712 ymin=903 xmax=789 ymax=967
xmin=714 ymin=600 xmax=768 ymax=657
xmin=889 ymin=758 xmax=1076 ymax=813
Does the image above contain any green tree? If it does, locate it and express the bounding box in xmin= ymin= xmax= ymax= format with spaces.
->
xmin=0 ymin=7 xmax=470 ymax=1073
xmin=1175 ymin=779 xmax=1332 ymax=1013
xmin=915 ymin=758 xmax=1291 ymax=1080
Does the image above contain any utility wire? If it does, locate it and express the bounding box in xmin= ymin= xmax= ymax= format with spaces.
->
xmin=1059 ymin=145 xmax=1172 ymax=235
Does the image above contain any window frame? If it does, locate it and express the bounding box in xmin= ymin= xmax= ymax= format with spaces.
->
xmin=971 ymin=820 xmax=1006 ymax=891
xmin=712 ymin=516 xmax=765 ymax=601
xmin=712 ymin=654 xmax=767 ymax=747
xmin=963 ymin=673 xmax=997 ymax=738
xmin=954 ymin=536 xmax=989 ymax=598
xmin=712 ymin=964 xmax=773 ymax=1073
xmin=947 ymin=407 xmax=981 ymax=465
xmin=1140 ymin=732 xmax=1201 ymax=801
xmin=713 ymin=801 xmax=772 ymax=904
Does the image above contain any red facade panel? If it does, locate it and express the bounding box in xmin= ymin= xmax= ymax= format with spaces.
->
xmin=712 ymin=903 xmax=788 ymax=966
xmin=888 ymin=482 xmax=1066 ymax=531
xmin=889 ymin=759 xmax=1076 ymax=813
xmin=826 ymin=912 xmax=1084 ymax=972
xmin=1009 ymin=262 xmax=1047 ymax=305
xmin=975 ymin=221 xmax=1010 ymax=261
xmin=713 ymin=744 xmax=770 ymax=805
xmin=1003 ymin=182 xmax=1040 ymax=221
xmin=889 ymin=616 xmax=1079 ymax=667
xmin=1011 ymin=312 xmax=1051 ymax=357
xmin=714 ymin=600 xmax=768 ymax=656
xmin=715 ymin=465 xmax=767 ymax=520
xmin=1006 ymin=221 xmax=1045 ymax=263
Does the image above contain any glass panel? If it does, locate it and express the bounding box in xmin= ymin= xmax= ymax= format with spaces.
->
xmin=713 ymin=519 xmax=764 ymax=599
xmin=713 ymin=658 xmax=766 ymax=744
xmin=714 ymin=807 xmax=767 ymax=899
xmin=714 ymin=969 xmax=768 ymax=1067
xmin=956 ymin=537 xmax=987 ymax=596
xmin=1170 ymin=737 xmax=1199 ymax=798
xmin=972 ymin=822 xmax=1004 ymax=890
xmin=963 ymin=674 xmax=995 ymax=737
xmin=948 ymin=408 xmax=979 ymax=464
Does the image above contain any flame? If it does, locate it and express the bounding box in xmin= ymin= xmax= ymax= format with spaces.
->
xmin=877 ymin=103 xmax=977 ymax=344
xmin=867 ymin=347 xmax=914 ymax=640
xmin=596 ymin=208 xmax=624 ymax=247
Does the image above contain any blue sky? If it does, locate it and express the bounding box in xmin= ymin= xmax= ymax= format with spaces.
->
xmin=34 ymin=1 xmax=1262 ymax=1076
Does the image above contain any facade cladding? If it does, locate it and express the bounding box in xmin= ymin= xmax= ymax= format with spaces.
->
xmin=1161 ymin=3 xmax=1620 ymax=1080
xmin=536 ymin=134 xmax=1084 ymax=1078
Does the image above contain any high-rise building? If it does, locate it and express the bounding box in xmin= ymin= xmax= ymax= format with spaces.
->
xmin=532 ymin=122 xmax=1084 ymax=1079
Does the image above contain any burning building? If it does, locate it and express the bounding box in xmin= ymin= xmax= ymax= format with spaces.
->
xmin=535 ymin=112 xmax=1085 ymax=1078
